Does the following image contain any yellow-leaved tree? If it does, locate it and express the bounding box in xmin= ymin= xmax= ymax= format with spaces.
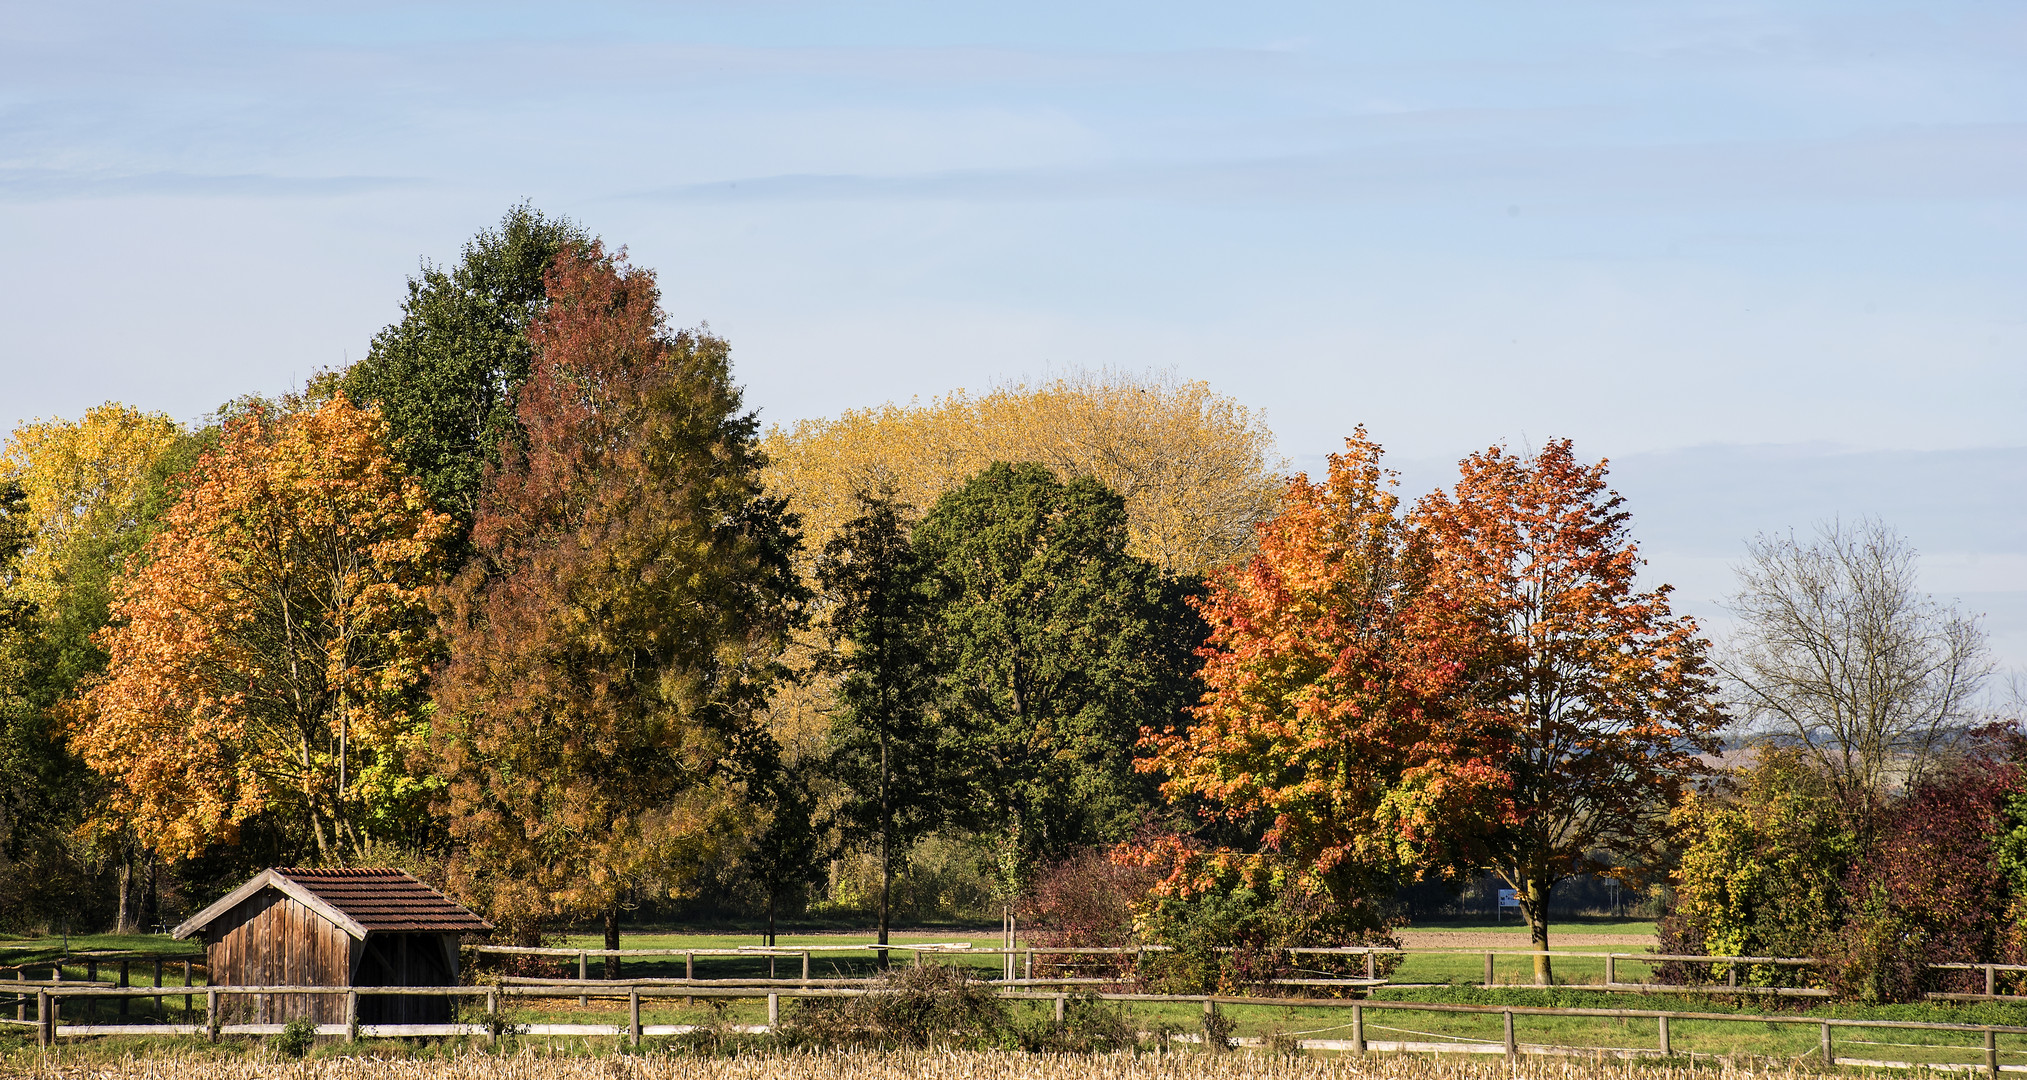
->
xmin=67 ymin=393 xmax=450 ymax=864
xmin=763 ymin=369 xmax=1285 ymax=580
xmin=2 ymin=403 xmax=186 ymax=613
xmin=2 ymin=403 xmax=187 ymax=930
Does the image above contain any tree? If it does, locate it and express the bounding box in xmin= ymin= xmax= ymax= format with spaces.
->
xmin=815 ymin=488 xmax=951 ymax=960
xmin=914 ymin=463 xmax=1202 ymax=907
xmin=430 ymin=244 xmax=804 ymax=963
xmin=1722 ymin=518 xmax=1991 ymax=827
xmin=68 ymin=394 xmax=450 ymax=864
xmin=343 ymin=203 xmax=592 ymax=545
xmin=734 ymin=738 xmax=824 ymax=949
xmin=1414 ymin=440 xmax=1724 ymax=982
xmin=764 ymin=369 xmax=1285 ymax=578
xmin=1139 ymin=431 xmax=1509 ymax=931
xmin=2 ymin=404 xmax=199 ymax=929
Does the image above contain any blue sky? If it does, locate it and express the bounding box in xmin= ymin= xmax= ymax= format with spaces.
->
xmin=3 ymin=1 xmax=2023 ymax=675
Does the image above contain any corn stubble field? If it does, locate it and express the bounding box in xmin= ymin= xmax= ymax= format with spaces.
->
xmin=0 ymin=1051 xmax=1852 ymax=1080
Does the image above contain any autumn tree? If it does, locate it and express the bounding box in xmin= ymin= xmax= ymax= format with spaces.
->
xmin=344 ymin=203 xmax=592 ymax=546
xmin=764 ymin=369 xmax=1285 ymax=579
xmin=815 ymin=488 xmax=952 ymax=960
xmin=1139 ymin=431 xmax=1509 ymax=932
xmin=1 ymin=404 xmax=197 ymax=928
xmin=1415 ymin=440 xmax=1724 ymax=982
xmin=915 ymin=463 xmax=1203 ymax=910
xmin=68 ymin=394 xmax=450 ymax=865
xmin=431 ymin=245 xmax=804 ymax=961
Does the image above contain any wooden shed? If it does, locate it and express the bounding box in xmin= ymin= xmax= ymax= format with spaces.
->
xmin=171 ymin=867 xmax=492 ymax=1024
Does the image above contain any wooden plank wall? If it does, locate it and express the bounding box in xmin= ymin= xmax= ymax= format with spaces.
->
xmin=204 ymin=891 xmax=354 ymax=1024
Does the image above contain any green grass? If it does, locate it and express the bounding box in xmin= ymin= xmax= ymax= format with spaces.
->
xmin=9 ymin=918 xmax=2018 ymax=1071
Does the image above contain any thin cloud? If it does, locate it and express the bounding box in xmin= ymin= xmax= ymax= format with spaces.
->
xmin=628 ymin=124 xmax=2027 ymax=206
xmin=0 ymin=168 xmax=423 ymax=201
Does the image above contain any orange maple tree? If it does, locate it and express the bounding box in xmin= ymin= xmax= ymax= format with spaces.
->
xmin=66 ymin=394 xmax=450 ymax=863
xmin=1138 ymin=430 xmax=1510 ymax=928
xmin=1414 ymin=440 xmax=1723 ymax=981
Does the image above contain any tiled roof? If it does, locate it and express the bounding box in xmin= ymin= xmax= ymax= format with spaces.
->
xmin=172 ymin=867 xmax=493 ymax=940
xmin=274 ymin=868 xmax=493 ymax=934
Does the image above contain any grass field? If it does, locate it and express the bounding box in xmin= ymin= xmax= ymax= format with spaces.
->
xmin=0 ymin=1045 xmax=1927 ymax=1079
xmin=6 ymin=917 xmax=2025 ymax=1071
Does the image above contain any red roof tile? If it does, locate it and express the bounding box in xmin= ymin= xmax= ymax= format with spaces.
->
xmin=274 ymin=867 xmax=492 ymax=934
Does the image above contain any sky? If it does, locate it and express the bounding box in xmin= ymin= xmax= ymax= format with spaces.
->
xmin=3 ymin=1 xmax=2024 ymax=677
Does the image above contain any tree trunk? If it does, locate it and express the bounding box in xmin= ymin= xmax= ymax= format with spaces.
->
xmin=115 ymin=859 xmax=132 ymax=935
xmin=766 ymin=892 xmax=776 ymax=948
xmin=877 ymin=732 xmax=891 ymax=970
xmin=142 ymin=855 xmax=159 ymax=933
xmin=1522 ymin=878 xmax=1553 ymax=985
xmin=604 ymin=905 xmax=622 ymax=979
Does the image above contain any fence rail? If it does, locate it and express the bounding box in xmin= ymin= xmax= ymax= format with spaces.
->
xmin=8 ymin=978 xmax=2025 ymax=1076
xmin=462 ymin=942 xmax=2027 ymax=1001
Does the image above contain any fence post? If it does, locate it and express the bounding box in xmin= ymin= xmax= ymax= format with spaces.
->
xmin=15 ymin=969 xmax=22 ymax=1024
xmin=767 ymin=993 xmax=779 ymax=1031
xmin=345 ymin=990 xmax=358 ymax=1043
xmin=1054 ymin=995 xmax=1065 ymax=1023
xmin=37 ymin=990 xmax=50 ymax=1047
xmin=1365 ymin=950 xmax=1376 ymax=981
xmin=1989 ymin=966 xmax=1998 ymax=998
xmin=205 ymin=988 xmax=218 ymax=1042
xmin=628 ymin=987 xmax=641 ymax=1047
xmin=118 ymin=959 xmax=130 ymax=1020
xmin=1484 ymin=952 xmax=1495 ymax=987
xmin=1821 ymin=1022 xmax=1834 ymax=1067
xmin=578 ymin=951 xmax=588 ymax=1008
xmin=152 ymin=958 xmax=163 ymax=1019
xmin=1025 ymin=950 xmax=1033 ymax=982
xmin=182 ymin=960 xmax=192 ymax=1023
xmin=803 ymin=952 xmax=811 ymax=982
xmin=1503 ymin=1009 xmax=1517 ymax=1061
xmin=1352 ymin=1003 xmax=1365 ymax=1054
xmin=486 ymin=988 xmax=499 ymax=1046
xmin=1606 ymin=955 xmax=1617 ymax=986
xmin=1658 ymin=1014 xmax=1671 ymax=1056
xmin=1987 ymin=1029 xmax=1999 ymax=1079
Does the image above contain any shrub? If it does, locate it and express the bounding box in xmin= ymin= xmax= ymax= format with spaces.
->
xmin=1658 ymin=749 xmax=1857 ymax=987
xmin=781 ymin=963 xmax=1005 ymax=1049
xmin=1829 ymin=751 xmax=2020 ymax=1002
xmin=1016 ymin=849 xmax=1153 ymax=982
xmin=1133 ymin=868 xmax=1401 ymax=995
xmin=269 ymin=1016 xmax=316 ymax=1059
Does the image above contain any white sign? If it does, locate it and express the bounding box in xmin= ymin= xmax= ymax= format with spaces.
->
xmin=1497 ymin=889 xmax=1520 ymax=909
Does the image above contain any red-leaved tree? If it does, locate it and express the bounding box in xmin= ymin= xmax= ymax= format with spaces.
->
xmin=1138 ymin=431 xmax=1510 ymax=931
xmin=1414 ymin=440 xmax=1723 ymax=982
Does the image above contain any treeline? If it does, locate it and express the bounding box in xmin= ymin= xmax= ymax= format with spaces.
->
xmin=0 ymin=207 xmax=2013 ymax=1002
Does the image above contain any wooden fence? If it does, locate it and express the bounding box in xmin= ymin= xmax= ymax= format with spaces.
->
xmin=5 ymin=979 xmax=2025 ymax=1076
xmin=464 ymin=943 xmax=2027 ymax=1001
